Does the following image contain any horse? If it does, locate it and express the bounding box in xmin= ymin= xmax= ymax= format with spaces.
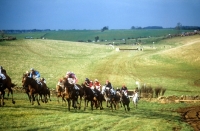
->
xmin=62 ymin=77 xmax=79 ymax=111
xmin=116 ymin=90 xmax=123 ymax=108
xmin=102 ymin=86 xmax=120 ymax=111
xmin=95 ymin=88 xmax=104 ymax=110
xmin=22 ymin=73 xmax=49 ymax=104
xmin=121 ymin=91 xmax=130 ymax=111
xmin=0 ymin=73 xmax=16 ymax=106
xmin=102 ymin=86 xmax=110 ymax=107
xmin=39 ymin=79 xmax=51 ymax=103
xmin=22 ymin=74 xmax=47 ymax=105
xmin=55 ymin=80 xmax=65 ymax=104
xmin=81 ymin=83 xmax=98 ymax=111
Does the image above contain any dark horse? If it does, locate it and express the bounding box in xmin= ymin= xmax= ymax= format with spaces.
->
xmin=62 ymin=77 xmax=80 ymax=111
xmin=0 ymin=73 xmax=16 ymax=106
xmin=121 ymin=91 xmax=130 ymax=111
xmin=81 ymin=83 xmax=99 ymax=111
xmin=95 ymin=89 xmax=104 ymax=110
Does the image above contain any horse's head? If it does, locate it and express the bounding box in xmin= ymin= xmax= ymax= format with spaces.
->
xmin=22 ymin=75 xmax=28 ymax=88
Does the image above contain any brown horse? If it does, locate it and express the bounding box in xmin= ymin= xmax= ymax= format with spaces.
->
xmin=0 ymin=73 xmax=16 ymax=106
xmin=22 ymin=74 xmax=50 ymax=104
xmin=22 ymin=74 xmax=47 ymax=105
xmin=56 ymin=78 xmax=83 ymax=109
xmin=62 ymin=77 xmax=80 ymax=111
xmin=56 ymin=78 xmax=66 ymax=104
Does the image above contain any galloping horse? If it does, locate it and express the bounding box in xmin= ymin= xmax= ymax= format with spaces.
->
xmin=81 ymin=83 xmax=98 ymax=111
xmin=22 ymin=74 xmax=46 ymax=105
xmin=102 ymin=86 xmax=120 ymax=111
xmin=22 ymin=73 xmax=50 ymax=104
xmin=62 ymin=77 xmax=79 ymax=111
xmin=0 ymin=73 xmax=16 ymax=106
xmin=95 ymin=89 xmax=104 ymax=110
xmin=121 ymin=91 xmax=130 ymax=111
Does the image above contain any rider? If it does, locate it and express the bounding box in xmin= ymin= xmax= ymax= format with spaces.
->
xmin=105 ymin=80 xmax=115 ymax=96
xmin=65 ymin=71 xmax=78 ymax=84
xmin=93 ymin=79 xmax=101 ymax=92
xmin=0 ymin=66 xmax=6 ymax=88
xmin=29 ymin=68 xmax=41 ymax=84
xmin=84 ymin=78 xmax=91 ymax=88
xmin=0 ymin=66 xmax=6 ymax=80
xmin=84 ymin=78 xmax=97 ymax=96
xmin=105 ymin=80 xmax=113 ymax=89
xmin=65 ymin=71 xmax=79 ymax=94
xmin=121 ymin=84 xmax=128 ymax=98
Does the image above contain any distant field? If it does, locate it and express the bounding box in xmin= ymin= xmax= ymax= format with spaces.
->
xmin=11 ymin=29 xmax=187 ymax=43
xmin=0 ymin=31 xmax=200 ymax=131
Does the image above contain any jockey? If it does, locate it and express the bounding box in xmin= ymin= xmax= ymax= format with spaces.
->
xmin=29 ymin=68 xmax=41 ymax=84
xmin=105 ymin=80 xmax=113 ymax=89
xmin=84 ymin=78 xmax=97 ymax=96
xmin=121 ymin=84 xmax=128 ymax=97
xmin=94 ymin=79 xmax=101 ymax=91
xmin=84 ymin=78 xmax=91 ymax=88
xmin=65 ymin=71 xmax=79 ymax=92
xmin=0 ymin=66 xmax=6 ymax=80
xmin=65 ymin=71 xmax=78 ymax=84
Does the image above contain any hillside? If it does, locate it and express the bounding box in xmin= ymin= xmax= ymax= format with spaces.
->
xmin=0 ymin=35 xmax=200 ymax=96
xmin=0 ymin=35 xmax=200 ymax=131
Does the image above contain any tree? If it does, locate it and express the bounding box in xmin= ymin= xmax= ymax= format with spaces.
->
xmin=95 ymin=36 xmax=99 ymax=42
xmin=101 ymin=26 xmax=109 ymax=32
xmin=131 ymin=26 xmax=135 ymax=29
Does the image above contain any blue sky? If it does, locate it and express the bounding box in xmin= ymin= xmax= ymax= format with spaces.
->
xmin=0 ymin=0 xmax=199 ymax=30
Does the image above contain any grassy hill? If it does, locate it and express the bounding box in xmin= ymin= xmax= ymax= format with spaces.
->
xmin=0 ymin=34 xmax=200 ymax=131
xmin=1 ymin=35 xmax=200 ymax=95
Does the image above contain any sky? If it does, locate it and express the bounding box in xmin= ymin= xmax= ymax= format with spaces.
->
xmin=0 ymin=0 xmax=200 ymax=30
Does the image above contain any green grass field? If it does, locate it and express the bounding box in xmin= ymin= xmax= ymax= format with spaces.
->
xmin=0 ymin=32 xmax=200 ymax=130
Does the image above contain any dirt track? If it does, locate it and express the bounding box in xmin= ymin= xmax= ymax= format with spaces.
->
xmin=177 ymin=106 xmax=200 ymax=131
